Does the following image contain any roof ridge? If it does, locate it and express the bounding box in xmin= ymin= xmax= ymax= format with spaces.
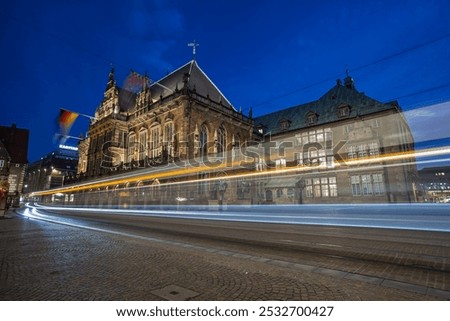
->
xmin=151 ymin=60 xmax=194 ymax=86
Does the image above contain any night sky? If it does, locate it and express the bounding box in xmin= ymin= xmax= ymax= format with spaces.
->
xmin=1 ymin=0 xmax=450 ymax=163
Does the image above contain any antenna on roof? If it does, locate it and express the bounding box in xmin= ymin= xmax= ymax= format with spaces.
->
xmin=187 ymin=40 xmax=199 ymax=60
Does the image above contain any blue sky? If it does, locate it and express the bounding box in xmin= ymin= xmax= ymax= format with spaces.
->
xmin=1 ymin=0 xmax=450 ymax=162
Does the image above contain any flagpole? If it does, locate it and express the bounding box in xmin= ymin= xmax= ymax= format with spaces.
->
xmin=61 ymin=108 xmax=96 ymax=120
xmin=63 ymin=135 xmax=83 ymax=141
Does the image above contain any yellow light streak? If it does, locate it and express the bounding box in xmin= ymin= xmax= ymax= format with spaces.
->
xmin=30 ymin=145 xmax=450 ymax=197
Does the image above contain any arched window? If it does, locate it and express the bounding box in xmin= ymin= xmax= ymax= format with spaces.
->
xmin=150 ymin=125 xmax=161 ymax=159
xmin=232 ymin=134 xmax=241 ymax=161
xmin=164 ymin=122 xmax=174 ymax=157
xmin=277 ymin=189 xmax=283 ymax=198
xmin=127 ymin=133 xmax=136 ymax=163
xmin=200 ymin=124 xmax=208 ymax=160
xmin=138 ymin=129 xmax=147 ymax=161
xmin=217 ymin=125 xmax=226 ymax=155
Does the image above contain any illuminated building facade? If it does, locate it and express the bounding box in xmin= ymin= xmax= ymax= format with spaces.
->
xmin=418 ymin=166 xmax=450 ymax=203
xmin=24 ymin=145 xmax=78 ymax=194
xmin=253 ymin=76 xmax=417 ymax=204
xmin=52 ymin=61 xmax=418 ymax=205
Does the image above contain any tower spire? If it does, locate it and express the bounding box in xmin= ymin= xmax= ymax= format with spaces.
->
xmin=106 ymin=64 xmax=116 ymax=90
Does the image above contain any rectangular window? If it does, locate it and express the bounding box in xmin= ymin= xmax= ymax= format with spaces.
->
xmin=314 ymin=185 xmax=321 ymax=197
xmin=326 ymin=156 xmax=334 ymax=168
xmin=373 ymin=173 xmax=385 ymax=195
xmin=361 ymin=174 xmax=373 ymax=195
xmin=351 ymin=175 xmax=361 ymax=196
xmin=302 ymin=132 xmax=308 ymax=144
xmin=369 ymin=142 xmax=379 ymax=157
xmin=0 ymin=160 xmax=4 ymax=168
xmin=358 ymin=144 xmax=367 ymax=158
xmin=329 ymin=177 xmax=337 ymax=197
xmin=295 ymin=152 xmax=303 ymax=166
xmin=306 ymin=185 xmax=313 ymax=198
xmin=348 ymin=146 xmax=357 ymax=159
xmin=305 ymin=179 xmax=313 ymax=198
xmin=305 ymin=177 xmax=337 ymax=198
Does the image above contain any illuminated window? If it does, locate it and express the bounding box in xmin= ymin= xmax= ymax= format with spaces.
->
xmin=164 ymin=122 xmax=174 ymax=156
xmin=361 ymin=174 xmax=372 ymax=195
xmin=305 ymin=177 xmax=337 ymax=198
xmin=216 ymin=125 xmax=226 ymax=155
xmin=127 ymin=134 xmax=135 ymax=163
xmin=372 ymin=173 xmax=385 ymax=195
xmin=150 ymin=126 xmax=161 ymax=158
xmin=200 ymin=124 xmax=208 ymax=159
xmin=138 ymin=129 xmax=147 ymax=161
xmin=351 ymin=175 xmax=361 ymax=196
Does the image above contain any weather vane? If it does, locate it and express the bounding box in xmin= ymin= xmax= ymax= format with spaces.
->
xmin=187 ymin=40 xmax=199 ymax=60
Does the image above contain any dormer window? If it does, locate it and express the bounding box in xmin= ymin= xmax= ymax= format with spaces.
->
xmin=257 ymin=124 xmax=265 ymax=135
xmin=337 ymin=104 xmax=351 ymax=118
xmin=279 ymin=119 xmax=291 ymax=131
xmin=306 ymin=111 xmax=318 ymax=126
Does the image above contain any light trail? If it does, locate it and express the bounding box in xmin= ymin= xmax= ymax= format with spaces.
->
xmin=30 ymin=145 xmax=450 ymax=197
xmin=23 ymin=202 xmax=450 ymax=233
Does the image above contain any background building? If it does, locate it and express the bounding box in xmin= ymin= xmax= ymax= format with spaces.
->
xmin=24 ymin=145 xmax=78 ymax=195
xmin=418 ymin=166 xmax=450 ymax=202
xmin=0 ymin=124 xmax=29 ymax=206
xmin=0 ymin=140 xmax=11 ymax=214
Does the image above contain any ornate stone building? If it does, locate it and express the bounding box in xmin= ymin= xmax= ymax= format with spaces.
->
xmin=76 ymin=60 xmax=254 ymax=204
xmin=253 ymin=75 xmax=418 ymax=204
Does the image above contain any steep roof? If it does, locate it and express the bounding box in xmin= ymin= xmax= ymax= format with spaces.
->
xmin=254 ymin=77 xmax=397 ymax=135
xmin=149 ymin=60 xmax=236 ymax=110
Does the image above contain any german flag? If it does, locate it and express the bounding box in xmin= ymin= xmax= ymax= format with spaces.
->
xmin=57 ymin=108 xmax=79 ymax=135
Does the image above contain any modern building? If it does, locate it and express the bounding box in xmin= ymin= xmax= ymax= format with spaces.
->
xmin=0 ymin=124 xmax=29 ymax=206
xmin=35 ymin=60 xmax=418 ymax=205
xmin=24 ymin=145 xmax=79 ymax=195
xmin=418 ymin=166 xmax=450 ymax=202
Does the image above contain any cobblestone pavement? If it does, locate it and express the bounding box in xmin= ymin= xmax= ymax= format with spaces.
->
xmin=0 ymin=212 xmax=448 ymax=301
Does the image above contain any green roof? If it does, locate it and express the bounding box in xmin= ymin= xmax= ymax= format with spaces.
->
xmin=254 ymin=77 xmax=398 ymax=135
